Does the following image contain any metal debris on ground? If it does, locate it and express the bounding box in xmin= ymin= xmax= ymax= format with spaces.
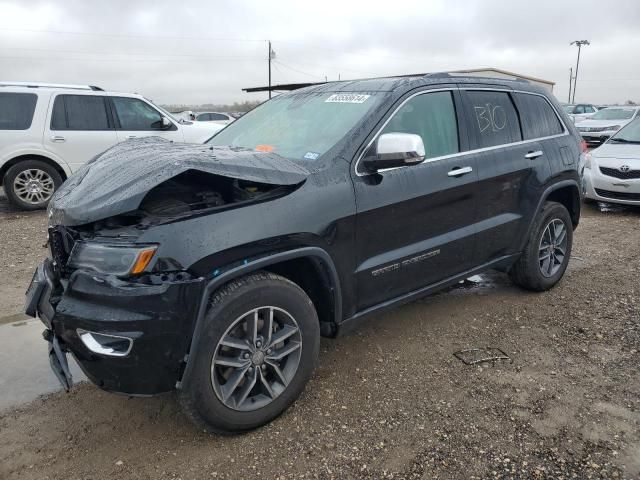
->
xmin=597 ymin=202 xmax=631 ymax=213
xmin=454 ymin=347 xmax=511 ymax=365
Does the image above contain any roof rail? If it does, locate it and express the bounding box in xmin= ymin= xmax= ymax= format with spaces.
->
xmin=0 ymin=82 xmax=104 ymax=91
xmin=422 ymin=72 xmax=452 ymax=78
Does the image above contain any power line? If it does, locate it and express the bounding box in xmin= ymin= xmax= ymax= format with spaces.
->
xmin=0 ymin=46 xmax=260 ymax=59
xmin=0 ymin=26 xmax=266 ymax=43
xmin=0 ymin=55 xmax=260 ymax=63
xmin=276 ymin=57 xmax=369 ymax=76
xmin=0 ymin=27 xmax=447 ymax=66
xmin=272 ymin=60 xmax=325 ymax=80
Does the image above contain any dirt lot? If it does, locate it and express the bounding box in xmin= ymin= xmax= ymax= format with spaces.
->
xmin=0 ymin=195 xmax=639 ymax=480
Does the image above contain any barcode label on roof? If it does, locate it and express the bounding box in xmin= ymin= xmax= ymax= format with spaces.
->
xmin=325 ymin=94 xmax=370 ymax=103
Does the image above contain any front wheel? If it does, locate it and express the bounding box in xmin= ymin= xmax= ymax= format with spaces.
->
xmin=178 ymin=272 xmax=320 ymax=434
xmin=4 ymin=160 xmax=63 ymax=210
xmin=509 ymin=201 xmax=573 ymax=291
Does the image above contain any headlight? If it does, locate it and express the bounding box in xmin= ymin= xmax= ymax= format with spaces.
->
xmin=584 ymin=152 xmax=592 ymax=169
xmin=605 ymin=125 xmax=621 ymax=131
xmin=68 ymin=242 xmax=157 ymax=276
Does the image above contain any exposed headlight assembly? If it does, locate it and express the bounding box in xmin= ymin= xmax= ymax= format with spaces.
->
xmin=68 ymin=242 xmax=157 ymax=277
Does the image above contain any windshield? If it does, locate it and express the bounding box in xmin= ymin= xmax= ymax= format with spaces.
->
xmin=609 ymin=119 xmax=640 ymax=144
xmin=207 ymin=92 xmax=382 ymax=161
xmin=590 ymin=108 xmax=637 ymax=121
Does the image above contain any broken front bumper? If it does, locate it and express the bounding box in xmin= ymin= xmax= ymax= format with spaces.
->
xmin=25 ymin=259 xmax=205 ymax=395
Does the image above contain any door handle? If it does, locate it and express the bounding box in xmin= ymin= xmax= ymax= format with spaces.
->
xmin=127 ymin=135 xmax=137 ymax=139
xmin=50 ymin=135 xmax=66 ymax=143
xmin=447 ymin=166 xmax=473 ymax=177
xmin=525 ymin=150 xmax=544 ymax=159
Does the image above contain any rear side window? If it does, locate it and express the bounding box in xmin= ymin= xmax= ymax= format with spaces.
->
xmin=381 ymin=91 xmax=459 ymax=159
xmin=51 ymin=95 xmax=110 ymax=130
xmin=466 ymin=91 xmax=522 ymax=148
xmin=515 ymin=93 xmax=564 ymax=140
xmin=0 ymin=93 xmax=38 ymax=130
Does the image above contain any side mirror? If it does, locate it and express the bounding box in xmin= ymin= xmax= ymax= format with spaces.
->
xmin=157 ymin=116 xmax=172 ymax=129
xmin=362 ymin=133 xmax=426 ymax=173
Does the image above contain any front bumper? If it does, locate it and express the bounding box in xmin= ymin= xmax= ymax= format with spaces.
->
xmin=583 ymin=167 xmax=640 ymax=205
xmin=579 ymin=131 xmax=615 ymax=145
xmin=26 ymin=259 xmax=205 ymax=395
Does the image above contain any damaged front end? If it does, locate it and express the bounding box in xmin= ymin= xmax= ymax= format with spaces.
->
xmin=27 ymin=137 xmax=309 ymax=395
xmin=30 ymin=223 xmax=206 ymax=394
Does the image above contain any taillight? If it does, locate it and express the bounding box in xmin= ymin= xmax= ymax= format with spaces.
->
xmin=580 ymin=140 xmax=588 ymax=153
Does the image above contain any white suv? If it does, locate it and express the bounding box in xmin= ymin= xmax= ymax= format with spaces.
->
xmin=0 ymin=82 xmax=224 ymax=210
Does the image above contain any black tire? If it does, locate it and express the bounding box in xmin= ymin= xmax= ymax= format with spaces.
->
xmin=509 ymin=201 xmax=573 ymax=292
xmin=178 ymin=271 xmax=320 ymax=434
xmin=4 ymin=159 xmax=63 ymax=210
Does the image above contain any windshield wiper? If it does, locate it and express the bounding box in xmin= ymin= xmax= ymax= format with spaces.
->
xmin=609 ymin=138 xmax=640 ymax=144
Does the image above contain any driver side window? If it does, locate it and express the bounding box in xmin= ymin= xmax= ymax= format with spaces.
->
xmin=381 ymin=91 xmax=459 ymax=160
xmin=112 ymin=97 xmax=164 ymax=130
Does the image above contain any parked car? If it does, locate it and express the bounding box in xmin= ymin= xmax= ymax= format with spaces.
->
xmin=173 ymin=110 xmax=196 ymax=121
xmin=575 ymin=106 xmax=640 ymax=146
xmin=194 ymin=111 xmax=235 ymax=125
xmin=26 ymin=74 xmax=583 ymax=434
xmin=583 ymin=118 xmax=640 ymax=205
xmin=0 ymin=82 xmax=223 ymax=210
xmin=563 ymin=103 xmax=598 ymax=123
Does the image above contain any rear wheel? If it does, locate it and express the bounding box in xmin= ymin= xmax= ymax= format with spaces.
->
xmin=509 ymin=201 xmax=573 ymax=291
xmin=4 ymin=160 xmax=63 ymax=210
xmin=178 ymin=272 xmax=320 ymax=434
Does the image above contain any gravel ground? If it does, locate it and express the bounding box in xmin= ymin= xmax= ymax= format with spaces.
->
xmin=0 ymin=189 xmax=49 ymax=319
xmin=0 ymin=196 xmax=638 ymax=480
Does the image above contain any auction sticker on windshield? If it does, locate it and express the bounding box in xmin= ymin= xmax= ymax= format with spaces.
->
xmin=325 ymin=94 xmax=370 ymax=103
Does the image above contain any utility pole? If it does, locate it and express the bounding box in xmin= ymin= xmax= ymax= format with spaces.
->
xmin=268 ymin=40 xmax=273 ymax=99
xmin=570 ymin=40 xmax=590 ymax=103
xmin=568 ymin=67 xmax=573 ymax=103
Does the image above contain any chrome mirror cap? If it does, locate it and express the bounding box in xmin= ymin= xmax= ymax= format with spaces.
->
xmin=362 ymin=133 xmax=426 ymax=172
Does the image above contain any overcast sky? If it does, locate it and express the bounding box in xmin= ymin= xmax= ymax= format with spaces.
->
xmin=1 ymin=0 xmax=639 ymax=106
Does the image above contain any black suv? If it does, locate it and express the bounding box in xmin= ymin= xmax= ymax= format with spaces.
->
xmin=26 ymin=74 xmax=583 ymax=433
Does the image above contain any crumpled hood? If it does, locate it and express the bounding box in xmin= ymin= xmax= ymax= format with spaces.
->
xmin=49 ymin=137 xmax=310 ymax=226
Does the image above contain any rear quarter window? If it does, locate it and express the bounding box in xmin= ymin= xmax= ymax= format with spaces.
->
xmin=465 ymin=91 xmax=522 ymax=148
xmin=514 ymin=93 xmax=564 ymax=140
xmin=0 ymin=92 xmax=38 ymax=130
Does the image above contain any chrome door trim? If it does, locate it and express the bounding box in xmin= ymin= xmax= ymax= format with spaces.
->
xmin=354 ymin=87 xmax=570 ymax=177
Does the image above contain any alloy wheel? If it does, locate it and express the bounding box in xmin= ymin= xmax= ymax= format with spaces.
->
xmin=13 ymin=169 xmax=55 ymax=205
xmin=211 ymin=306 xmax=302 ymax=411
xmin=538 ymin=218 xmax=568 ymax=277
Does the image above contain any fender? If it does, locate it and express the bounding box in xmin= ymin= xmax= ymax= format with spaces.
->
xmin=518 ymin=179 xmax=581 ymax=252
xmin=177 ymin=246 xmax=342 ymax=389
xmin=1 ymin=147 xmax=73 ymax=178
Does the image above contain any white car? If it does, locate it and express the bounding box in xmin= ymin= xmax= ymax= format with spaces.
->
xmin=0 ymin=82 xmax=223 ymax=210
xmin=563 ymin=103 xmax=598 ymax=123
xmin=583 ymin=118 xmax=640 ymax=205
xmin=576 ymin=106 xmax=640 ymax=146
xmin=194 ymin=112 xmax=234 ymax=125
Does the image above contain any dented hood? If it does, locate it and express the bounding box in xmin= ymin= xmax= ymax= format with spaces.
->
xmin=48 ymin=137 xmax=310 ymax=226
